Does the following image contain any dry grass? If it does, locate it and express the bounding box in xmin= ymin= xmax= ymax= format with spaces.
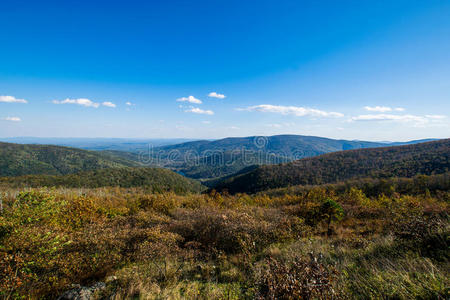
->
xmin=0 ymin=187 xmax=448 ymax=299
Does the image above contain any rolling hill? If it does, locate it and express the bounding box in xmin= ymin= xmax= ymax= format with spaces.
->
xmin=0 ymin=142 xmax=140 ymax=177
xmin=213 ymin=139 xmax=450 ymax=194
xmin=0 ymin=167 xmax=205 ymax=193
xmin=134 ymin=135 xmax=436 ymax=179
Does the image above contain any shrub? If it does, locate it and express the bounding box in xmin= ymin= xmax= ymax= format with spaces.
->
xmin=0 ymin=252 xmax=32 ymax=299
xmin=254 ymin=255 xmax=339 ymax=299
xmin=170 ymin=208 xmax=301 ymax=255
xmin=394 ymin=215 xmax=449 ymax=260
xmin=318 ymin=199 xmax=344 ymax=236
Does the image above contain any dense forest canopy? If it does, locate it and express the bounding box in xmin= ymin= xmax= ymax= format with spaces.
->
xmin=0 ymin=142 xmax=139 ymax=177
xmin=102 ymin=135 xmax=436 ymax=180
xmin=213 ymin=139 xmax=450 ymax=194
xmin=0 ymin=167 xmax=204 ymax=193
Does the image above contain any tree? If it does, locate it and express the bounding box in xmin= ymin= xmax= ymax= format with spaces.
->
xmin=318 ymin=198 xmax=344 ymax=236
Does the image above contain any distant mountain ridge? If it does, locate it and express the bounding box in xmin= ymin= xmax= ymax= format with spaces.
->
xmin=152 ymin=135 xmax=387 ymax=157
xmin=0 ymin=137 xmax=196 ymax=152
xmin=212 ymin=139 xmax=450 ymax=194
xmin=142 ymin=135 xmax=438 ymax=179
xmin=0 ymin=136 xmax=441 ymax=180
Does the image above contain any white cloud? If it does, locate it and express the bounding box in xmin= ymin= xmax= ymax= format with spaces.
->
xmin=364 ymin=106 xmax=405 ymax=112
xmin=238 ymin=104 xmax=344 ymax=118
xmin=350 ymin=114 xmax=425 ymax=122
xmin=52 ymin=98 xmax=116 ymax=108
xmin=349 ymin=113 xmax=449 ymax=128
xmin=126 ymin=101 xmax=134 ymax=106
xmin=208 ymin=92 xmax=226 ymax=99
xmin=425 ymin=115 xmax=446 ymax=119
xmin=0 ymin=95 xmax=28 ymax=103
xmin=102 ymin=101 xmax=116 ymax=108
xmin=177 ymin=95 xmax=202 ymax=104
xmin=202 ymin=121 xmax=211 ymax=124
xmin=185 ymin=107 xmax=214 ymax=115
xmin=4 ymin=116 xmax=21 ymax=122
xmin=53 ymin=98 xmax=100 ymax=108
xmin=228 ymin=126 xmax=240 ymax=130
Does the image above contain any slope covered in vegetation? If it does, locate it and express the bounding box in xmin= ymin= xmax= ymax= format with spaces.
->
xmin=125 ymin=135 xmax=435 ymax=180
xmin=0 ymin=138 xmax=448 ymax=299
xmin=0 ymin=181 xmax=448 ymax=298
xmin=0 ymin=142 xmax=139 ymax=177
xmin=172 ymin=151 xmax=290 ymax=180
xmin=0 ymin=167 xmax=204 ymax=193
xmin=214 ymin=139 xmax=450 ymax=194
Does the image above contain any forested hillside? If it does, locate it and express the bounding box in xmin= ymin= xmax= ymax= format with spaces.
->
xmin=0 ymin=167 xmax=204 ymax=193
xmin=173 ymin=151 xmax=291 ymax=179
xmin=214 ymin=139 xmax=450 ymax=194
xmin=134 ymin=135 xmax=435 ymax=179
xmin=0 ymin=142 xmax=139 ymax=177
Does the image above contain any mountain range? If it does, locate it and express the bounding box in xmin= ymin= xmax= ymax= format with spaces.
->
xmin=0 ymin=135 xmax=440 ymax=181
xmin=0 ymin=137 xmax=195 ymax=152
xmin=131 ymin=135 xmax=438 ymax=179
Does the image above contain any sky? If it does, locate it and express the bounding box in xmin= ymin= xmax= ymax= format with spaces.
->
xmin=1 ymin=0 xmax=449 ymax=141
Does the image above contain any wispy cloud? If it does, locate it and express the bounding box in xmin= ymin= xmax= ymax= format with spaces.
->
xmin=185 ymin=107 xmax=214 ymax=115
xmin=237 ymin=104 xmax=344 ymax=118
xmin=350 ymin=114 xmax=424 ymax=122
xmin=202 ymin=121 xmax=211 ymax=124
xmin=177 ymin=95 xmax=202 ymax=104
xmin=125 ymin=101 xmax=135 ymax=111
xmin=208 ymin=92 xmax=226 ymax=99
xmin=102 ymin=101 xmax=116 ymax=108
xmin=53 ymin=98 xmax=100 ymax=108
xmin=52 ymin=98 xmax=116 ymax=108
xmin=364 ymin=106 xmax=404 ymax=112
xmin=0 ymin=95 xmax=28 ymax=103
xmin=425 ymin=115 xmax=446 ymax=119
xmin=349 ymin=113 xmax=447 ymax=127
xmin=3 ymin=116 xmax=21 ymax=122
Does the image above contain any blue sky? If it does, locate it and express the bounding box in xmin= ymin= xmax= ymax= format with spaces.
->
xmin=1 ymin=0 xmax=449 ymax=141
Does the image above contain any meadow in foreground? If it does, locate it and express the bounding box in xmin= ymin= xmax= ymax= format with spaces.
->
xmin=0 ymin=178 xmax=448 ymax=299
